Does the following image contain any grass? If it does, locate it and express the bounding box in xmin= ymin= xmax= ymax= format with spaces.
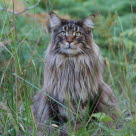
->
xmin=0 ymin=0 xmax=136 ymax=135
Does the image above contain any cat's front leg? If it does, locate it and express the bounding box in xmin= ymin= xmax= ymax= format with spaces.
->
xmin=47 ymin=100 xmax=69 ymax=136
xmin=33 ymin=94 xmax=69 ymax=136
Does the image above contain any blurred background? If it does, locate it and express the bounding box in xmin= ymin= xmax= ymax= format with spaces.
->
xmin=0 ymin=0 xmax=136 ymax=135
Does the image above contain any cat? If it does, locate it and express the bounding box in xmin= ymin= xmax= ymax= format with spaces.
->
xmin=32 ymin=12 xmax=120 ymax=136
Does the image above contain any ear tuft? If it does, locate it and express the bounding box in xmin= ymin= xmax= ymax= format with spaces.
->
xmin=49 ymin=12 xmax=61 ymax=29
xmin=82 ymin=16 xmax=94 ymax=28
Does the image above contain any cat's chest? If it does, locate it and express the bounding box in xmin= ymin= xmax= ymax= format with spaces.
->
xmin=48 ymin=59 xmax=94 ymax=101
xmin=57 ymin=59 xmax=90 ymax=86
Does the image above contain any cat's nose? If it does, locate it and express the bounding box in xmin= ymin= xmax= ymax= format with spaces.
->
xmin=66 ymin=36 xmax=73 ymax=44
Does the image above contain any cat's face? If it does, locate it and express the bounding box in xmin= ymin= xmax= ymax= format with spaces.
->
xmin=48 ymin=12 xmax=94 ymax=56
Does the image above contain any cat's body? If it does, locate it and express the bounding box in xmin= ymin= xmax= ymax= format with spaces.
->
xmin=32 ymin=12 xmax=120 ymax=136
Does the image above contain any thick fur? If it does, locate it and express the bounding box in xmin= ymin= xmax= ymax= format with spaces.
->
xmin=32 ymin=12 xmax=120 ymax=136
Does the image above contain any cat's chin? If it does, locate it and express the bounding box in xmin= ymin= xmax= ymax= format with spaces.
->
xmin=60 ymin=48 xmax=81 ymax=56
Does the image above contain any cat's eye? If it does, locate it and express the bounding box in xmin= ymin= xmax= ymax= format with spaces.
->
xmin=75 ymin=32 xmax=81 ymax=37
xmin=61 ymin=31 xmax=66 ymax=37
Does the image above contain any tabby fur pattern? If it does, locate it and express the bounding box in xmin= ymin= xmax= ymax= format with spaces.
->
xmin=32 ymin=12 xmax=120 ymax=136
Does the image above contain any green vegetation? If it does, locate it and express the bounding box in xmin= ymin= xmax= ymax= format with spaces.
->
xmin=0 ymin=0 xmax=136 ymax=135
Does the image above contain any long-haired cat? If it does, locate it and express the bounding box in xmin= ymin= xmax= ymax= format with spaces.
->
xmin=32 ymin=12 xmax=120 ymax=136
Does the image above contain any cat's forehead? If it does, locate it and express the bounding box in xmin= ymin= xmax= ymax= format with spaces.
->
xmin=61 ymin=20 xmax=82 ymax=31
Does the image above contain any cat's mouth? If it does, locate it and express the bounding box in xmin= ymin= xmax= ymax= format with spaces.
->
xmin=58 ymin=42 xmax=82 ymax=56
xmin=60 ymin=47 xmax=81 ymax=56
xmin=64 ymin=46 xmax=76 ymax=50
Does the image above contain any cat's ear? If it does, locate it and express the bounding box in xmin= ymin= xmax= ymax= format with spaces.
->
xmin=82 ymin=14 xmax=95 ymax=29
xmin=49 ymin=12 xmax=62 ymax=29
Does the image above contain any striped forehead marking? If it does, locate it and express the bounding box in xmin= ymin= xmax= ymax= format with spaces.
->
xmin=68 ymin=23 xmax=71 ymax=28
xmin=62 ymin=23 xmax=80 ymax=32
xmin=63 ymin=25 xmax=68 ymax=31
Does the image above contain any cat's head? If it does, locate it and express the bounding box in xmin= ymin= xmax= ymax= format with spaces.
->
xmin=48 ymin=12 xmax=95 ymax=56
